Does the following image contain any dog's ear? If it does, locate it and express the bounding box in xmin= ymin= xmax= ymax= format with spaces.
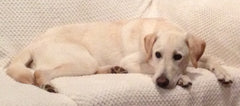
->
xmin=144 ymin=34 xmax=157 ymax=61
xmin=186 ymin=34 xmax=206 ymax=68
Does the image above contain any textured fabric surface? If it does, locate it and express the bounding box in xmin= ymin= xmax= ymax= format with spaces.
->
xmin=140 ymin=0 xmax=240 ymax=68
xmin=0 ymin=68 xmax=77 ymax=106
xmin=1 ymin=0 xmax=240 ymax=106
xmin=52 ymin=66 xmax=240 ymax=106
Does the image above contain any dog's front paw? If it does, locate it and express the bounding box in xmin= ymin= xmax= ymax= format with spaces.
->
xmin=210 ymin=67 xmax=233 ymax=85
xmin=177 ymin=75 xmax=192 ymax=88
xmin=111 ymin=66 xmax=128 ymax=74
xmin=216 ymin=73 xmax=233 ymax=85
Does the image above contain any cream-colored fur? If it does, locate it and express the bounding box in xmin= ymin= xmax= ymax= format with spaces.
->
xmin=6 ymin=18 xmax=232 ymax=92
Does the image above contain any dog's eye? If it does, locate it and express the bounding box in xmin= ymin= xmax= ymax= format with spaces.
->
xmin=173 ymin=54 xmax=182 ymax=60
xmin=155 ymin=52 xmax=162 ymax=58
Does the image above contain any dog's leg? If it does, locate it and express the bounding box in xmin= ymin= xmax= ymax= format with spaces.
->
xmin=96 ymin=52 xmax=146 ymax=74
xmin=119 ymin=52 xmax=143 ymax=73
xmin=198 ymin=56 xmax=233 ymax=84
xmin=34 ymin=62 xmax=98 ymax=93
xmin=34 ymin=53 xmax=99 ymax=93
xmin=119 ymin=52 xmax=154 ymax=74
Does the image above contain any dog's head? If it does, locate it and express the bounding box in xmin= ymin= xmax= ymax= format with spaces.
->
xmin=144 ymin=32 xmax=205 ymax=89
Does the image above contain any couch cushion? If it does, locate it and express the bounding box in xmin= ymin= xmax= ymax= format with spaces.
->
xmin=52 ymin=66 xmax=240 ymax=106
xmin=0 ymin=68 xmax=77 ymax=106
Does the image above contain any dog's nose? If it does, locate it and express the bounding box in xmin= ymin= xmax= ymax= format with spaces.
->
xmin=156 ymin=75 xmax=169 ymax=88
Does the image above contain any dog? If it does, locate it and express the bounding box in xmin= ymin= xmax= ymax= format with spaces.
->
xmin=6 ymin=18 xmax=233 ymax=93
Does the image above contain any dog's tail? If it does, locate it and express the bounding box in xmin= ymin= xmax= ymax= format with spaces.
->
xmin=6 ymin=49 xmax=34 ymax=84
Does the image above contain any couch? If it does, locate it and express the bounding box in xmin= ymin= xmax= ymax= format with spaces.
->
xmin=1 ymin=0 xmax=240 ymax=105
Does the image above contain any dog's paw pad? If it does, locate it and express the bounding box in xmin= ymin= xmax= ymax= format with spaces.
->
xmin=216 ymin=73 xmax=233 ymax=85
xmin=212 ymin=66 xmax=233 ymax=85
xmin=177 ymin=78 xmax=192 ymax=88
xmin=44 ymin=84 xmax=58 ymax=93
xmin=218 ymin=78 xmax=233 ymax=85
xmin=111 ymin=66 xmax=128 ymax=74
xmin=182 ymin=82 xmax=192 ymax=88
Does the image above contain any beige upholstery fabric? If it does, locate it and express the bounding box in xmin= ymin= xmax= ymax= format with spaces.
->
xmin=0 ymin=68 xmax=77 ymax=106
xmin=1 ymin=0 xmax=240 ymax=106
xmin=52 ymin=66 xmax=240 ymax=106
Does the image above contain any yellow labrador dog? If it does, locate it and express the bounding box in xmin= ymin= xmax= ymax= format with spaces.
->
xmin=6 ymin=18 xmax=232 ymax=93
